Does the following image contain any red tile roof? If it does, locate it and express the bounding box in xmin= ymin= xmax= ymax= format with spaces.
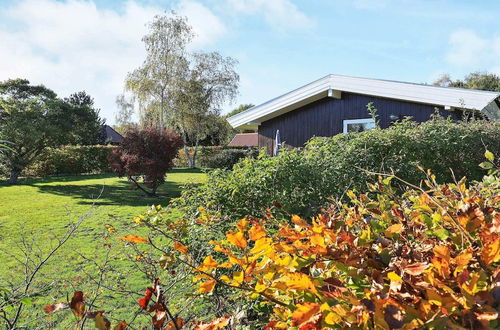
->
xmin=228 ymin=133 xmax=258 ymax=147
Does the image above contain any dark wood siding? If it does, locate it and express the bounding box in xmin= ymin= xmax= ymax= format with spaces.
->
xmin=258 ymin=92 xmax=460 ymax=154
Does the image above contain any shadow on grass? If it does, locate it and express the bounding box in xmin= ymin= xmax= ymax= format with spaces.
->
xmin=10 ymin=168 xmax=204 ymax=207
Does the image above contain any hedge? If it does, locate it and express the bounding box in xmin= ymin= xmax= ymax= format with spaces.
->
xmin=22 ymin=145 xmax=115 ymax=177
xmin=172 ymin=118 xmax=500 ymax=221
xmin=173 ymin=146 xmax=259 ymax=169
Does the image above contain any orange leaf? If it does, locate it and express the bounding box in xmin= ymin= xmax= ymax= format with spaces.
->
xmin=113 ymin=321 xmax=127 ymax=330
xmin=193 ymin=315 xmax=231 ymax=329
xmin=198 ymin=279 xmax=216 ymax=293
xmin=384 ymin=224 xmax=403 ymax=237
xmin=292 ymin=303 xmax=320 ymax=326
xmin=226 ymin=231 xmax=247 ymax=249
xmin=173 ymin=241 xmax=188 ymax=255
xmin=481 ymin=239 xmax=500 ymax=265
xmin=236 ymin=218 xmax=248 ymax=232
xmin=249 ymin=223 xmax=266 ymax=241
xmin=292 ymin=215 xmax=308 ymax=227
xmin=433 ymin=245 xmax=450 ymax=262
xmin=201 ymin=255 xmax=219 ymax=270
xmin=117 ymin=235 xmax=148 ymax=244
xmin=165 ymin=317 xmax=184 ymax=330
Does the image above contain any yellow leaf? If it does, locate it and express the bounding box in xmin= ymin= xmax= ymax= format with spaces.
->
xmin=249 ymin=224 xmax=266 ymax=241
xmin=291 ymin=215 xmax=308 ymax=227
xmin=173 ymin=241 xmax=188 ymax=255
xmin=255 ymin=281 xmax=266 ymax=293
xmin=384 ymin=224 xmax=403 ymax=237
xmin=481 ymin=239 xmax=500 ymax=265
xmin=232 ymin=271 xmax=244 ymax=285
xmin=236 ymin=218 xmax=248 ymax=232
xmin=201 ymin=256 xmax=219 ymax=269
xmin=198 ymin=279 xmax=216 ymax=293
xmin=283 ymin=273 xmax=317 ymax=294
xmin=292 ymin=303 xmax=320 ymax=326
xmin=324 ymin=312 xmax=341 ymax=325
xmin=117 ymin=235 xmax=148 ymax=244
xmin=310 ymin=234 xmax=326 ymax=248
xmin=250 ymin=238 xmax=272 ymax=255
xmin=226 ymin=231 xmax=247 ymax=249
xmin=387 ymin=272 xmax=403 ymax=282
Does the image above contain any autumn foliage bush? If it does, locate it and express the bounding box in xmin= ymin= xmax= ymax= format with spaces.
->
xmin=40 ymin=153 xmax=499 ymax=329
xmin=108 ymin=127 xmax=183 ymax=196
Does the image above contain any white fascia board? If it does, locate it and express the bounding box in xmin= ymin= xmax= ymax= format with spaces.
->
xmin=227 ymin=74 xmax=500 ymax=128
xmin=227 ymin=75 xmax=332 ymax=128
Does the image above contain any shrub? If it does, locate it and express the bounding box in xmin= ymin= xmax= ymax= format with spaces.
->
xmin=173 ymin=146 xmax=258 ymax=169
xmin=109 ymin=127 xmax=183 ymax=196
xmin=173 ymin=119 xmax=500 ymax=220
xmin=21 ymin=145 xmax=115 ymax=177
xmin=53 ymin=156 xmax=498 ymax=328
xmin=178 ymin=166 xmax=500 ymax=329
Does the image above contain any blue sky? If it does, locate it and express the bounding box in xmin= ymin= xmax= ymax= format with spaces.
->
xmin=1 ymin=0 xmax=499 ymax=123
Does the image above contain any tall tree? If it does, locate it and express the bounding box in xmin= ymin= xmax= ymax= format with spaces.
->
xmin=114 ymin=94 xmax=137 ymax=135
xmin=433 ymin=71 xmax=500 ymax=92
xmin=125 ymin=12 xmax=193 ymax=128
xmin=0 ymin=79 xmax=103 ymax=184
xmin=64 ymin=91 xmax=104 ymax=145
xmin=123 ymin=12 xmax=239 ymax=167
xmin=171 ymin=52 xmax=238 ymax=167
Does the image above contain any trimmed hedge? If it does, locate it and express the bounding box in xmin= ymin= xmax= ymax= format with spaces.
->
xmin=23 ymin=145 xmax=115 ymax=177
xmin=174 ymin=146 xmax=258 ymax=169
xmin=172 ymin=118 xmax=500 ymax=220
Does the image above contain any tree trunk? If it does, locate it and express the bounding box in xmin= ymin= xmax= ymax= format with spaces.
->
xmin=8 ymin=169 xmax=20 ymax=185
xmin=191 ymin=138 xmax=199 ymax=169
xmin=183 ymin=144 xmax=194 ymax=168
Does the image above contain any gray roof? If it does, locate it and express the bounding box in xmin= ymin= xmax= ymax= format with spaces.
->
xmin=228 ymin=74 xmax=500 ymax=128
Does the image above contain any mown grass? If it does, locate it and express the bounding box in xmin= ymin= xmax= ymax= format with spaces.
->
xmin=0 ymin=169 xmax=206 ymax=327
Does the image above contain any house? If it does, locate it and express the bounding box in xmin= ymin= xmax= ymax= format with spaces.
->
xmin=227 ymin=74 xmax=500 ymax=154
xmin=227 ymin=133 xmax=258 ymax=147
xmin=100 ymin=125 xmax=123 ymax=144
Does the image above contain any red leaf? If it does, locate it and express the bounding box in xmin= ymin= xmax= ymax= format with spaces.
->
xmin=138 ymin=287 xmax=154 ymax=309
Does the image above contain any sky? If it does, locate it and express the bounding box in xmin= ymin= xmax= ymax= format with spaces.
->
xmin=1 ymin=0 xmax=499 ymax=124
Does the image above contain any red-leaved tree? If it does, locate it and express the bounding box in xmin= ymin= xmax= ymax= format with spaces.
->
xmin=108 ymin=127 xmax=183 ymax=196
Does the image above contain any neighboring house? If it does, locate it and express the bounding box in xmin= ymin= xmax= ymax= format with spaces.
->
xmin=228 ymin=133 xmax=258 ymax=147
xmin=227 ymin=74 xmax=500 ymax=154
xmin=100 ymin=125 xmax=123 ymax=144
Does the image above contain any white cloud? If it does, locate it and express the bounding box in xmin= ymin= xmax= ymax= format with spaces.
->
xmin=226 ymin=0 xmax=313 ymax=30
xmin=446 ymin=30 xmax=488 ymax=67
xmin=445 ymin=30 xmax=500 ymax=74
xmin=0 ymin=0 xmax=227 ymax=123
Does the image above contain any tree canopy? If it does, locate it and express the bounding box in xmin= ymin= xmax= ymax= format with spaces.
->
xmin=433 ymin=71 xmax=500 ymax=92
xmin=122 ymin=12 xmax=239 ymax=167
xmin=0 ymin=79 xmax=104 ymax=184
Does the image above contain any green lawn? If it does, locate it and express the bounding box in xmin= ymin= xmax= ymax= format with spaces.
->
xmin=0 ymin=169 xmax=206 ymax=327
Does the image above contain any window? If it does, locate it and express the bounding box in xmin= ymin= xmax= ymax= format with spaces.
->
xmin=343 ymin=118 xmax=376 ymax=133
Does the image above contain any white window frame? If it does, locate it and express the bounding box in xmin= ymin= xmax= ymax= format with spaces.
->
xmin=343 ymin=118 xmax=376 ymax=133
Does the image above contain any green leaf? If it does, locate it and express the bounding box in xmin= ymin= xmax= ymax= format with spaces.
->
xmin=479 ymin=162 xmax=493 ymax=170
xmin=485 ymin=150 xmax=494 ymax=162
xmin=20 ymin=297 xmax=32 ymax=306
xmin=432 ymin=228 xmax=450 ymax=240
